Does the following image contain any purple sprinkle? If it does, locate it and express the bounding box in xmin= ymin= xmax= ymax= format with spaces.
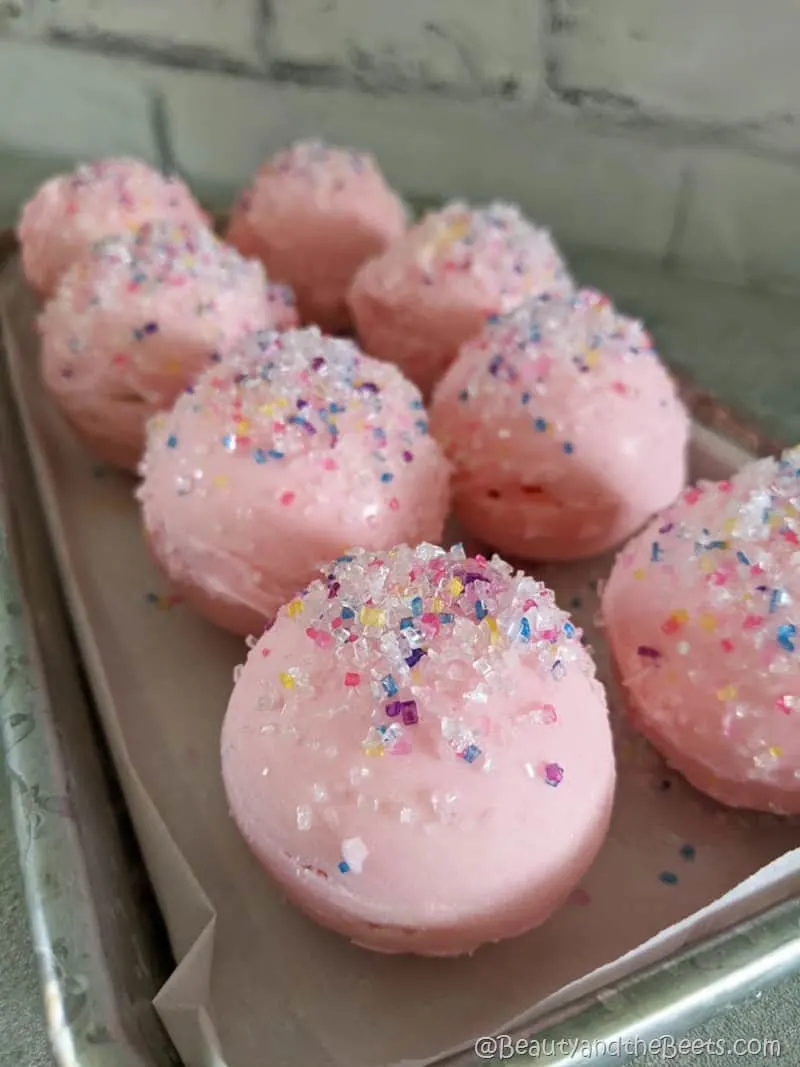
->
xmin=659 ymin=522 xmax=675 ymax=534
xmin=637 ymin=646 xmax=661 ymax=659
xmin=386 ymin=700 xmax=418 ymax=725
xmin=358 ymin=381 xmax=380 ymax=394
xmin=311 ymin=357 xmax=326 ymax=371
xmin=402 ymin=450 xmax=414 ymax=463
xmin=143 ymin=321 xmax=159 ymax=334
xmin=401 ymin=701 xmax=419 ymax=726
xmin=405 ymin=648 xmax=426 ymax=668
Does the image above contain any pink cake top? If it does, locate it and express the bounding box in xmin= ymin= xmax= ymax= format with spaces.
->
xmin=46 ymin=219 xmax=295 ymax=335
xmin=236 ymin=139 xmax=408 ymax=213
xmin=221 ymin=542 xmax=613 ymax=946
xmin=433 ymin=288 xmax=687 ymax=478
xmin=603 ymin=446 xmax=800 ymax=792
xmin=18 ymin=157 xmax=207 ymax=295
xmin=354 ymin=200 xmax=574 ymax=312
xmin=144 ymin=326 xmax=435 ymax=482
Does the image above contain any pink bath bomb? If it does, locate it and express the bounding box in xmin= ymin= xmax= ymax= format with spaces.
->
xmin=40 ymin=220 xmax=297 ymax=471
xmin=348 ymin=201 xmax=574 ymax=397
xmin=221 ymin=542 xmax=615 ymax=955
xmin=138 ymin=328 xmax=450 ymax=637
xmin=430 ymin=289 xmax=689 ymax=561
xmin=17 ymin=157 xmax=207 ymax=298
xmin=603 ymin=447 xmax=800 ymax=814
xmin=226 ymin=140 xmax=407 ymax=333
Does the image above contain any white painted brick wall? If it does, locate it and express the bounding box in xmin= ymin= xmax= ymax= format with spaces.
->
xmin=551 ymin=0 xmax=800 ymax=147
xmin=2 ymin=0 xmax=800 ymax=291
xmin=15 ymin=0 xmax=264 ymax=67
xmin=271 ymin=0 xmax=544 ymax=97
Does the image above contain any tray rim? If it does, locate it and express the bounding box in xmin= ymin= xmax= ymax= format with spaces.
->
xmin=0 ymin=225 xmax=798 ymax=1067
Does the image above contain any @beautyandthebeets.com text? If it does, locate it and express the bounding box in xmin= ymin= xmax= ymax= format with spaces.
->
xmin=474 ymin=1034 xmax=783 ymax=1060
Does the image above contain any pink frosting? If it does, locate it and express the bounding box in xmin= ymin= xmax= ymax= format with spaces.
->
xmin=602 ymin=447 xmax=800 ymax=813
xmin=348 ymin=201 xmax=575 ymax=397
xmin=138 ymin=329 xmax=450 ymax=636
xmin=226 ymin=140 xmax=407 ymax=333
xmin=430 ymin=289 xmax=689 ymax=560
xmin=221 ymin=543 xmax=615 ymax=955
xmin=40 ymin=220 xmax=296 ymax=471
xmin=17 ymin=157 xmax=207 ymax=298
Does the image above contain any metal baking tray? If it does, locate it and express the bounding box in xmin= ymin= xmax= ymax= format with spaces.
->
xmin=1 ymin=226 xmax=799 ymax=1067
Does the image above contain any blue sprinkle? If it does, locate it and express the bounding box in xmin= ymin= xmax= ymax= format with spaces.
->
xmin=268 ymin=449 xmax=285 ymax=460
xmin=411 ymin=596 xmax=423 ymax=617
xmin=679 ymin=844 xmax=696 ymax=862
xmin=707 ymin=540 xmax=727 ymax=551
xmin=439 ymin=612 xmax=455 ymax=624
xmin=458 ymin=389 xmax=470 ymax=403
xmin=336 ymin=554 xmax=354 ymax=563
xmin=770 ymin=588 xmax=783 ymax=614
xmin=399 ymin=616 xmax=414 ymax=630
xmin=461 ymin=744 xmax=482 ymax=764
xmin=736 ymin=550 xmax=750 ymax=566
xmin=519 ymin=617 xmax=531 ymax=641
xmin=381 ymin=675 xmax=398 ymax=697
xmin=475 ymin=600 xmax=488 ymax=621
xmin=222 ymin=433 xmax=235 ymax=450
xmin=486 ymin=314 xmax=501 ymax=325
xmin=253 ymin=449 xmax=268 ymax=464
xmin=528 ymin=325 xmax=541 ymax=342
xmin=521 ymin=391 xmax=531 ymax=405
xmin=415 ymin=419 xmax=428 ymax=434
xmin=562 ymin=441 xmax=574 ymax=455
xmin=411 ymin=399 xmax=424 ymax=410
xmin=651 ymin=542 xmax=663 ymax=562
xmin=564 ymin=621 xmax=576 ymax=638
xmin=166 ymin=434 xmax=178 ymax=448
xmin=534 ymin=417 xmax=547 ymax=432
xmin=338 ymin=861 xmax=351 ymax=874
xmin=340 ymin=606 xmax=355 ymax=620
xmin=381 ymin=471 xmax=394 ymax=483
xmin=570 ymin=596 xmax=583 ymax=609
xmin=659 ymin=871 xmax=679 ymax=886
xmin=777 ymin=623 xmax=796 ymax=652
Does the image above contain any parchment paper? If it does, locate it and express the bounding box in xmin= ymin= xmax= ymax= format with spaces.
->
xmin=2 ymin=259 xmax=799 ymax=1067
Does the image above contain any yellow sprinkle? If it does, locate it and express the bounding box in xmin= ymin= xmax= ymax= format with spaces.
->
xmin=486 ymin=616 xmax=498 ymax=634
xmin=699 ymin=613 xmax=718 ymax=632
xmin=359 ymin=607 xmax=385 ymax=627
xmin=584 ymin=350 xmax=600 ymax=368
xmin=363 ymin=745 xmax=384 ymax=758
xmin=164 ymin=359 xmax=182 ymax=374
xmin=723 ymin=517 xmax=737 ymax=537
xmin=699 ymin=557 xmax=714 ymax=575
xmin=260 ymin=403 xmax=275 ymax=417
xmin=237 ymin=419 xmax=251 ymax=434
xmin=432 ymin=597 xmax=444 ymax=612
xmin=716 ymin=685 xmax=738 ymax=702
xmin=410 ymin=668 xmax=422 ymax=685
xmin=448 ymin=578 xmax=464 ymax=596
xmin=769 ymin=746 xmax=783 ymax=759
xmin=671 ymin=609 xmax=689 ymax=625
xmin=276 ymin=396 xmax=289 ymax=408
xmin=279 ymin=672 xmax=295 ymax=689
xmin=287 ymin=600 xmax=303 ymax=618
xmin=633 ymin=568 xmax=646 ymax=581
xmin=213 ymin=475 xmax=228 ymax=489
